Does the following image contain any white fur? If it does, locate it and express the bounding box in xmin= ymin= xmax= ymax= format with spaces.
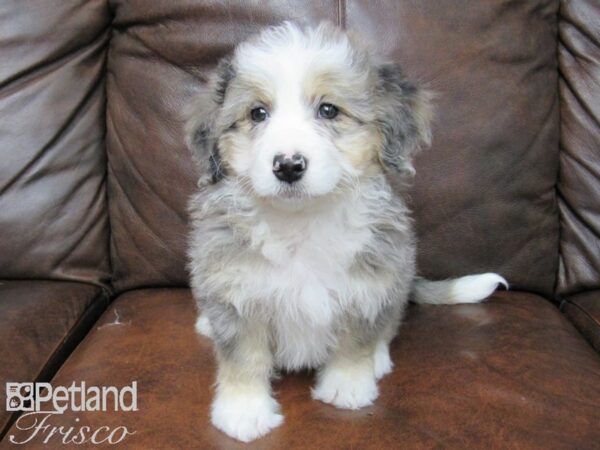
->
xmin=195 ymin=314 xmax=213 ymax=338
xmin=211 ymin=385 xmax=283 ymax=442
xmin=373 ymin=340 xmax=394 ymax=380
xmin=413 ymin=273 xmax=508 ymax=305
xmin=229 ymin=23 xmax=361 ymax=199
xmin=187 ymin=22 xmax=507 ymax=442
xmin=191 ymin=180 xmax=410 ymax=371
xmin=312 ymin=355 xmax=378 ymax=409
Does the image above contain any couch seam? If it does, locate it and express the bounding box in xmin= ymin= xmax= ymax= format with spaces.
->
xmin=103 ymin=0 xmax=117 ymax=298
xmin=567 ymin=298 xmax=600 ymax=329
xmin=0 ymin=290 xmax=111 ymax=441
xmin=553 ymin=0 xmax=564 ymax=299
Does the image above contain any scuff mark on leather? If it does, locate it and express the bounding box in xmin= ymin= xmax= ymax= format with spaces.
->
xmin=97 ymin=308 xmax=131 ymax=329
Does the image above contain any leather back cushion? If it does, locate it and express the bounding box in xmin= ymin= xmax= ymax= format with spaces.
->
xmin=106 ymin=0 xmax=560 ymax=296
xmin=0 ymin=0 xmax=111 ymax=286
xmin=557 ymin=0 xmax=600 ymax=296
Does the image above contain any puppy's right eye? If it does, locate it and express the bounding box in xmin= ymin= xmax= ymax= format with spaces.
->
xmin=250 ymin=107 xmax=268 ymax=122
xmin=318 ymin=103 xmax=339 ymax=119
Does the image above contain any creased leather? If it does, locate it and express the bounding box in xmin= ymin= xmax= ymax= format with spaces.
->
xmin=0 ymin=281 xmax=107 ymax=437
xmin=557 ymin=0 xmax=600 ymax=296
xmin=564 ymin=290 xmax=600 ymax=353
xmin=0 ymin=0 xmax=111 ymax=287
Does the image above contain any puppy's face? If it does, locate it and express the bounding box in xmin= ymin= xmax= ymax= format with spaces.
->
xmin=187 ymin=22 xmax=431 ymax=203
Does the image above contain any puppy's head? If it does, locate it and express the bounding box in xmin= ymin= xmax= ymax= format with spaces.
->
xmin=186 ymin=22 xmax=432 ymax=203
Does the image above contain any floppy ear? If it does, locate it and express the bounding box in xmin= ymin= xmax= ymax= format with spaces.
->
xmin=185 ymin=57 xmax=235 ymax=185
xmin=374 ymin=64 xmax=433 ymax=176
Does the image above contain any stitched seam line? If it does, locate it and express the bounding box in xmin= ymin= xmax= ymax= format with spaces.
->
xmin=567 ymin=299 xmax=600 ymax=330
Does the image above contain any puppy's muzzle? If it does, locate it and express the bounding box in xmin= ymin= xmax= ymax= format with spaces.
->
xmin=272 ymin=153 xmax=307 ymax=184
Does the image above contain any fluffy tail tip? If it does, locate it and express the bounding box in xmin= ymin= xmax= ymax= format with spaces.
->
xmin=450 ymin=273 xmax=508 ymax=304
xmin=413 ymin=273 xmax=508 ymax=305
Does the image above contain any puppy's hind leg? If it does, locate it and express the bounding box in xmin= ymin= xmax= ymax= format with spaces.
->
xmin=195 ymin=313 xmax=213 ymax=338
xmin=208 ymin=308 xmax=282 ymax=442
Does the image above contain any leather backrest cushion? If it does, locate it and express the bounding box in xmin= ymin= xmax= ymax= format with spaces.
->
xmin=557 ymin=0 xmax=600 ymax=296
xmin=347 ymin=1 xmax=560 ymax=298
xmin=0 ymin=0 xmax=111 ymax=286
xmin=106 ymin=0 xmax=560 ymax=297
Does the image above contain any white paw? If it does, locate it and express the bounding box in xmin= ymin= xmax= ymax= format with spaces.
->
xmin=211 ymin=389 xmax=283 ymax=442
xmin=312 ymin=362 xmax=378 ymax=410
xmin=373 ymin=341 xmax=393 ymax=380
xmin=195 ymin=314 xmax=213 ymax=338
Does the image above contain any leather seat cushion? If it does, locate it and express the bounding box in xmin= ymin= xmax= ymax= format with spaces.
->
xmin=0 ymin=281 xmax=108 ymax=435
xmin=6 ymin=288 xmax=599 ymax=448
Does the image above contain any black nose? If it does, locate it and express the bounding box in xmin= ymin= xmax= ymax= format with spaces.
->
xmin=272 ymin=153 xmax=307 ymax=183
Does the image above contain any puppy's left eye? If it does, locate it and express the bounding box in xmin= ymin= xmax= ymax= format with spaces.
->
xmin=318 ymin=103 xmax=339 ymax=119
xmin=251 ymin=106 xmax=269 ymax=122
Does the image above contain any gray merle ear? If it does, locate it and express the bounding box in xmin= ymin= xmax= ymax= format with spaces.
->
xmin=185 ymin=56 xmax=235 ymax=185
xmin=374 ymin=64 xmax=433 ymax=176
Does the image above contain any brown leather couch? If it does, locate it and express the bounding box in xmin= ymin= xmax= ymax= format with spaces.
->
xmin=1 ymin=1 xmax=599 ymax=448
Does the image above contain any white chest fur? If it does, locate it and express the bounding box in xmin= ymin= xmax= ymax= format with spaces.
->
xmin=220 ymin=194 xmax=391 ymax=369
xmin=192 ymin=180 xmax=403 ymax=370
xmin=255 ymin=202 xmax=373 ymax=368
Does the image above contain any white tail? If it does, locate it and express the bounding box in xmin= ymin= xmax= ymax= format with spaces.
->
xmin=412 ymin=273 xmax=508 ymax=305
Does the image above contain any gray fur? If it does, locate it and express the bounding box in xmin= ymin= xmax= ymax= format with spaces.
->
xmin=200 ymin=301 xmax=242 ymax=359
xmin=185 ymin=22 xmax=429 ymax=372
xmin=186 ymin=23 xmax=504 ymax=441
xmin=213 ymin=57 xmax=236 ymax=106
xmin=188 ymin=175 xmax=414 ymax=367
xmin=183 ymin=22 xmax=502 ymax=441
xmin=375 ymin=64 xmax=432 ymax=176
xmin=185 ymin=58 xmax=237 ymax=184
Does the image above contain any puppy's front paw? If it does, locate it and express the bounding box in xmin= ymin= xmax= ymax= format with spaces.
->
xmin=312 ymin=363 xmax=378 ymax=410
xmin=211 ymin=389 xmax=283 ymax=442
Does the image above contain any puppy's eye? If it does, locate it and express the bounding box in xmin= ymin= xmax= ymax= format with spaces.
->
xmin=318 ymin=103 xmax=339 ymax=119
xmin=250 ymin=106 xmax=268 ymax=122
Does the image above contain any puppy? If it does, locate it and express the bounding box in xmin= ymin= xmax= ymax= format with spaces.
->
xmin=186 ymin=22 xmax=506 ymax=442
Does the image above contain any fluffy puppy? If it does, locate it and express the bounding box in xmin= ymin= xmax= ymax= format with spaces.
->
xmin=186 ymin=22 xmax=506 ymax=442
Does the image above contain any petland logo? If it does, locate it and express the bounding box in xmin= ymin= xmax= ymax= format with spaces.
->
xmin=6 ymin=382 xmax=137 ymax=445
